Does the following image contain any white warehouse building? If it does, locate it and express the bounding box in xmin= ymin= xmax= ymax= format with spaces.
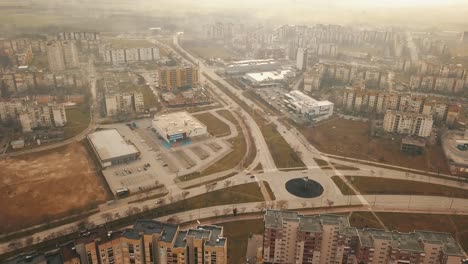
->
xmin=152 ymin=111 xmax=207 ymax=147
xmin=284 ymin=90 xmax=334 ymax=122
xmin=224 ymin=59 xmax=280 ymax=75
xmin=244 ymin=69 xmax=295 ymax=88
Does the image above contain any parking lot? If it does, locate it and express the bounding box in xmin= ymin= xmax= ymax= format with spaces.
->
xmin=99 ymin=118 xmax=234 ymax=196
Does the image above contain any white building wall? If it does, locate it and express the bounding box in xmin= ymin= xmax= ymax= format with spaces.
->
xmin=125 ymin=48 xmax=139 ymax=62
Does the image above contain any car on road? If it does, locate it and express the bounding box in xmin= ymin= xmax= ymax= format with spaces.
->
xmin=250 ymin=175 xmax=255 ymax=179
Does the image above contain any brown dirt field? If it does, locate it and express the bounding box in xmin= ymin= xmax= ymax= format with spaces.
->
xmin=301 ymin=117 xmax=450 ymax=174
xmin=0 ymin=142 xmax=109 ymax=233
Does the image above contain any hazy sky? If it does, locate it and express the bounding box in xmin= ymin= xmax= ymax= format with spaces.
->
xmin=23 ymin=0 xmax=468 ymax=30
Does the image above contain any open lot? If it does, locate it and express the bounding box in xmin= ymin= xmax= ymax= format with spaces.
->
xmin=193 ymin=112 xmax=231 ymax=137
xmin=301 ymin=117 xmax=450 ymax=173
xmin=345 ymin=176 xmax=468 ymax=198
xmin=0 ymin=142 xmax=108 ymax=233
xmin=219 ymin=219 xmax=264 ymax=264
xmin=180 ymin=38 xmax=238 ymax=61
xmin=63 ymin=107 xmax=90 ymax=139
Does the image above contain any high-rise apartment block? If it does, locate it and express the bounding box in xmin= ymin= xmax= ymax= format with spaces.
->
xmin=158 ymin=66 xmax=199 ymax=91
xmin=6 ymin=220 xmax=227 ymax=264
xmin=46 ymin=41 xmax=79 ymax=72
xmin=104 ymin=92 xmax=144 ymax=117
xmin=0 ymin=100 xmax=68 ymax=133
xmin=262 ymin=210 xmax=465 ymax=264
xmin=342 ymin=87 xmax=460 ymax=125
xmin=383 ymin=110 xmax=433 ymax=137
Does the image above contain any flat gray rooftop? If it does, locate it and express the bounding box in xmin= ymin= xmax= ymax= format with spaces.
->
xmin=88 ymin=129 xmax=139 ymax=161
xmin=152 ymin=111 xmax=206 ymax=136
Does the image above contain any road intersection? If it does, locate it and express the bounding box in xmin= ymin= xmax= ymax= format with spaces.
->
xmin=2 ymin=35 xmax=468 ymax=258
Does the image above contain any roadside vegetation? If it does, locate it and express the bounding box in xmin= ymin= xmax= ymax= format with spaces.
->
xmin=345 ymin=176 xmax=468 ymax=198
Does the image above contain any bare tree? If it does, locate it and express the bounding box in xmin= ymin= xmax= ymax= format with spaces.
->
xmin=223 ymin=208 xmax=231 ymax=215
xmin=182 ymin=191 xmax=190 ymax=199
xmin=224 ymin=180 xmax=232 ymax=188
xmin=101 ymin=213 xmax=112 ymax=221
xmin=256 ymin=201 xmax=266 ymax=211
xmin=25 ymin=237 xmax=34 ymax=246
xmin=168 ymin=195 xmax=174 ymax=203
xmin=301 ymin=201 xmax=307 ymax=208
xmin=239 ymin=207 xmax=246 ymax=213
xmin=167 ymin=216 xmax=180 ymax=224
xmin=142 ymin=205 xmax=149 ymax=212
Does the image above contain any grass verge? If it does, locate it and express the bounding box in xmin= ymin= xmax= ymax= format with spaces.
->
xmin=331 ymin=176 xmax=356 ymax=195
xmin=346 ymin=176 xmax=468 ymax=198
xmin=63 ymin=107 xmax=90 ymax=139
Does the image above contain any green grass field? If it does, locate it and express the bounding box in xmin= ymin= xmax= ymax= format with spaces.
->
xmin=63 ymin=108 xmax=90 ymax=139
xmin=346 ymin=176 xmax=468 ymax=198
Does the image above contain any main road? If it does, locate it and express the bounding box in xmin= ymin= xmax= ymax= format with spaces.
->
xmin=166 ymin=35 xmax=278 ymax=172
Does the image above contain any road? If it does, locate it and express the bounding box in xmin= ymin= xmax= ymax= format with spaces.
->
xmin=165 ymin=35 xmax=277 ymax=172
xmin=3 ymin=35 xmax=468 ymax=257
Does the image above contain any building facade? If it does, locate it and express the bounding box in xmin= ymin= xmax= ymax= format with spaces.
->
xmin=46 ymin=41 xmax=79 ymax=72
xmin=284 ymin=90 xmax=334 ymax=122
xmin=158 ymin=66 xmax=199 ymax=91
xmin=104 ymin=92 xmax=145 ymax=117
xmin=262 ymin=210 xmax=465 ymax=264
xmin=383 ymin=110 xmax=433 ymax=137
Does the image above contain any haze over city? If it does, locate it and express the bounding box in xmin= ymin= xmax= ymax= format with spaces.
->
xmin=1 ymin=0 xmax=468 ymax=263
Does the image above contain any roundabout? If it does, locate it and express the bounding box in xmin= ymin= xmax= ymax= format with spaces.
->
xmin=285 ymin=177 xmax=324 ymax=198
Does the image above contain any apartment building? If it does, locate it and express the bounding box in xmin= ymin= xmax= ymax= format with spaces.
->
xmin=18 ymin=102 xmax=67 ymax=132
xmin=342 ymin=87 xmax=460 ymax=124
xmin=101 ymin=44 xmax=160 ymax=64
xmin=158 ymin=66 xmax=199 ymax=91
xmin=72 ymin=220 xmax=227 ymax=264
xmin=57 ymin=32 xmax=100 ymax=41
xmin=0 ymin=100 xmax=23 ymax=121
xmin=383 ymin=110 xmax=433 ymax=137
xmin=202 ymin=22 xmax=233 ymax=40
xmin=104 ymin=92 xmax=144 ymax=117
xmin=262 ymin=210 xmax=465 ymax=264
xmin=318 ymin=63 xmax=389 ymax=89
xmin=1 ymin=70 xmax=85 ymax=93
xmin=46 ymin=41 xmax=79 ymax=72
